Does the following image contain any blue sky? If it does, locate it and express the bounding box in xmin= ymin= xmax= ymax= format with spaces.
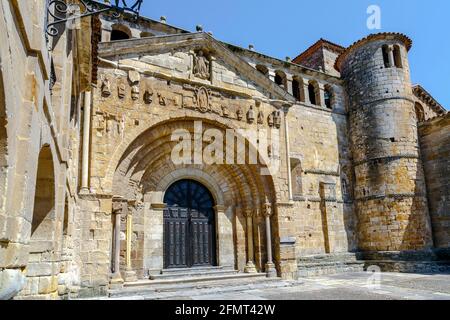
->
xmin=140 ymin=0 xmax=449 ymax=109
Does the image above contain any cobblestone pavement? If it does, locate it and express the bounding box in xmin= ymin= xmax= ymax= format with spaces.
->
xmin=158 ymin=272 xmax=450 ymax=300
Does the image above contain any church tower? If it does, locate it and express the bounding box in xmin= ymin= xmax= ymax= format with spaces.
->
xmin=337 ymin=33 xmax=433 ymax=252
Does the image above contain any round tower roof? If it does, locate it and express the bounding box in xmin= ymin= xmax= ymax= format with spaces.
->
xmin=335 ymin=33 xmax=413 ymax=72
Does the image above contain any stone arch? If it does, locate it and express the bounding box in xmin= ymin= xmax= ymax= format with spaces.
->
xmin=308 ymin=80 xmax=320 ymax=106
xmin=31 ymin=145 xmax=56 ymax=240
xmin=157 ymin=168 xmax=225 ymax=206
xmin=382 ymin=44 xmax=391 ymax=68
xmin=393 ymin=45 xmax=403 ymax=68
xmin=109 ymin=117 xmax=278 ymax=273
xmin=105 ymin=115 xmax=279 ymax=199
xmin=292 ymin=76 xmax=304 ymax=102
xmin=274 ymin=70 xmax=287 ymax=89
xmin=110 ymin=24 xmax=132 ymax=41
xmin=25 ymin=145 xmax=58 ymax=295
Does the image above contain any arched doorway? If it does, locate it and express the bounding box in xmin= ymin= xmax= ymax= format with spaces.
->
xmin=163 ymin=179 xmax=216 ymax=269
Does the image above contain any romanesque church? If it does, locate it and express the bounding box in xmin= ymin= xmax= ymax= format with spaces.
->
xmin=0 ymin=1 xmax=448 ymax=299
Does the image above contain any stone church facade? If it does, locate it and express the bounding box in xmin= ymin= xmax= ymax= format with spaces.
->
xmin=0 ymin=1 xmax=448 ymax=299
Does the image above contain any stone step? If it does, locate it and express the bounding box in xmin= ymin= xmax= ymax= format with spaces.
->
xmin=297 ymin=252 xmax=360 ymax=263
xmin=135 ymin=272 xmax=265 ymax=286
xmin=297 ymin=254 xmax=366 ymax=277
xmin=158 ymin=265 xmax=233 ymax=275
xmin=151 ymin=269 xmax=238 ymax=280
xmin=109 ymin=274 xmax=295 ymax=299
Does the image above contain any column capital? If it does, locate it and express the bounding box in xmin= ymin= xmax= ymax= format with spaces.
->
xmin=214 ymin=205 xmax=226 ymax=212
xmin=263 ymin=202 xmax=273 ymax=217
xmin=112 ymin=197 xmax=128 ymax=215
xmin=151 ymin=202 xmax=166 ymax=210
xmin=244 ymin=208 xmax=254 ymax=218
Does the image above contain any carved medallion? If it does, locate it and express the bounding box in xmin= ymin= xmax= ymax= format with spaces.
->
xmin=195 ymin=87 xmax=210 ymax=113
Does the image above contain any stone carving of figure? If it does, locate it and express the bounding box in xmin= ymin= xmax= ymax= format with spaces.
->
xmin=236 ymin=108 xmax=243 ymax=121
xmin=274 ymin=111 xmax=281 ymax=129
xmin=118 ymin=83 xmax=126 ymax=99
xmin=267 ymin=112 xmax=274 ymax=127
xmin=257 ymin=111 xmax=264 ymax=124
xmin=143 ymin=89 xmax=154 ymax=104
xmin=193 ymin=50 xmax=210 ymax=80
xmin=131 ymin=85 xmax=140 ymax=101
xmin=196 ymin=87 xmax=210 ymax=113
xmin=158 ymin=93 xmax=166 ymax=106
xmin=247 ymin=106 xmax=255 ymax=124
xmin=222 ymin=105 xmax=229 ymax=118
xmin=101 ymin=77 xmax=111 ymax=97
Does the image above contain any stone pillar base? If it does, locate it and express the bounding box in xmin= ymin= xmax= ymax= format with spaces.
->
xmin=109 ymin=273 xmax=124 ymax=290
xmin=265 ymin=262 xmax=277 ymax=278
xmin=79 ymin=187 xmax=90 ymax=195
xmin=124 ymin=269 xmax=138 ymax=282
xmin=244 ymin=261 xmax=257 ymax=273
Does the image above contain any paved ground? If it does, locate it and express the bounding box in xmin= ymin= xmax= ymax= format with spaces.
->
xmin=163 ymin=272 xmax=450 ymax=300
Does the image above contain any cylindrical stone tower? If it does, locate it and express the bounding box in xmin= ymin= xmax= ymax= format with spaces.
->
xmin=336 ymin=33 xmax=433 ymax=252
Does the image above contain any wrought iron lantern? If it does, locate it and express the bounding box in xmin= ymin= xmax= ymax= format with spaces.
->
xmin=46 ymin=0 xmax=144 ymax=37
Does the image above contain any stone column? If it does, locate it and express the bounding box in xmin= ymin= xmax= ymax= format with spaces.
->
xmin=80 ymin=90 xmax=92 ymax=193
xmin=283 ymin=106 xmax=293 ymax=201
xmin=302 ymin=79 xmax=311 ymax=104
xmin=387 ymin=45 xmax=395 ymax=68
xmin=318 ymin=83 xmax=326 ymax=108
xmin=110 ymin=198 xmax=125 ymax=287
xmin=124 ymin=204 xmax=137 ymax=282
xmin=210 ymin=56 xmax=217 ymax=86
xmin=244 ymin=209 xmax=257 ymax=273
xmin=263 ymin=203 xmax=277 ymax=277
xmin=286 ymin=74 xmax=293 ymax=95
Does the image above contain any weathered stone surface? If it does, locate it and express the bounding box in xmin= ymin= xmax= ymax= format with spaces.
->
xmin=0 ymin=3 xmax=448 ymax=301
xmin=0 ymin=269 xmax=26 ymax=300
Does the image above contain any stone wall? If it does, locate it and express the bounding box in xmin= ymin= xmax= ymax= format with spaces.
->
xmin=419 ymin=113 xmax=450 ymax=248
xmin=340 ymin=35 xmax=434 ymax=252
xmin=0 ymin=0 xmax=88 ymax=300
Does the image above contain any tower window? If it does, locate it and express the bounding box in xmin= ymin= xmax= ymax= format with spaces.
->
xmin=274 ymin=71 xmax=287 ymax=89
xmin=292 ymin=77 xmax=300 ymax=100
xmin=324 ymin=85 xmax=333 ymax=109
xmin=393 ymin=45 xmax=403 ymax=68
xmin=308 ymin=81 xmax=320 ymax=106
xmin=110 ymin=24 xmax=132 ymax=41
xmin=382 ymin=45 xmax=390 ymax=68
